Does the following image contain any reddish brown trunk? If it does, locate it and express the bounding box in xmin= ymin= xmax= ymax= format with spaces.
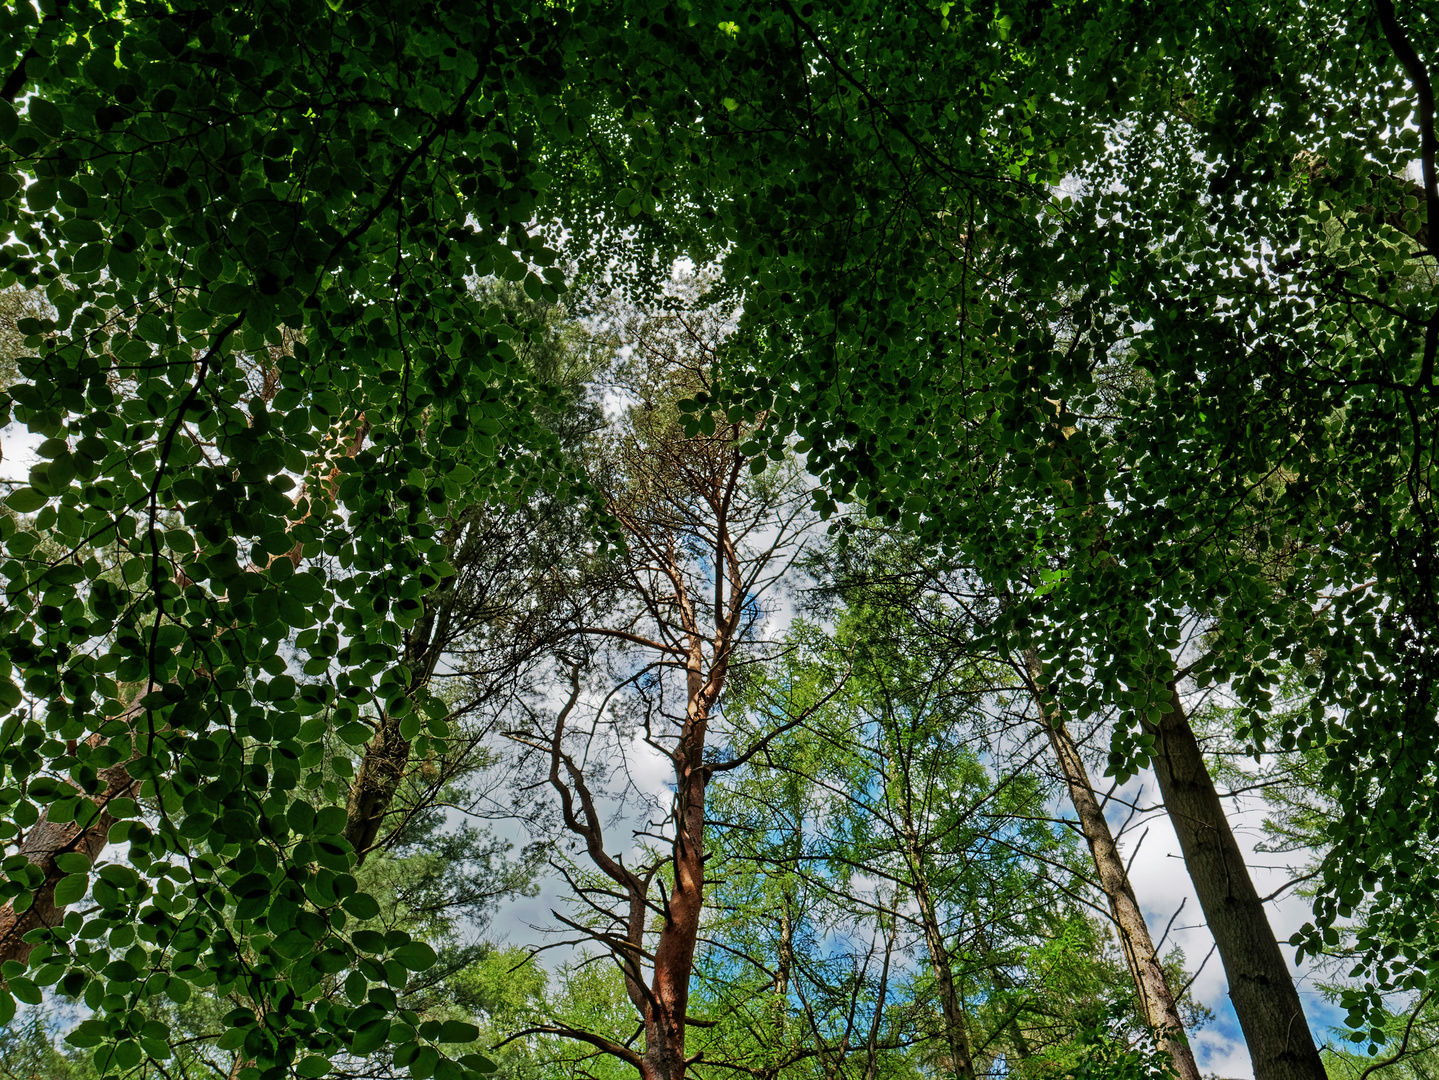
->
xmin=641 ymin=739 xmax=707 ymax=1080
xmin=0 ymin=690 xmax=149 ymax=966
xmin=520 ymin=335 xmax=790 ymax=1080
xmin=640 ymin=629 xmax=718 ymax=1080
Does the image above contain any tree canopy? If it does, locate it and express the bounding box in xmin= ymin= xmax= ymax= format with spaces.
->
xmin=0 ymin=0 xmax=1435 ymax=1078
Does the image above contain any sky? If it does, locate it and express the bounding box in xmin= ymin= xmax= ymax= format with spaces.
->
xmin=0 ymin=344 xmax=1362 ymax=1080
xmin=476 ymin=593 xmax=1350 ymax=1080
xmin=483 ymin=741 xmax=1340 ymax=1080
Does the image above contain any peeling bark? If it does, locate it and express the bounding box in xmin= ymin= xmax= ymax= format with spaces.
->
xmin=0 ymin=689 xmax=151 ymax=967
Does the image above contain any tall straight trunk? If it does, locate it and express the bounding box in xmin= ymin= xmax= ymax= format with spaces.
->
xmin=896 ymin=795 xmax=978 ymax=1080
xmin=757 ymin=884 xmax=796 ymax=1080
xmin=776 ymin=889 xmax=794 ymax=998
xmin=1021 ymin=652 xmax=1202 ymax=1080
xmin=1148 ymin=684 xmax=1325 ymax=1080
xmin=862 ymin=911 xmax=899 ymax=1080
xmin=911 ymin=871 xmax=979 ymax=1080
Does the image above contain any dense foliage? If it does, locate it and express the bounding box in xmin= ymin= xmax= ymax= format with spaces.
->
xmin=0 ymin=0 xmax=1434 ymax=1078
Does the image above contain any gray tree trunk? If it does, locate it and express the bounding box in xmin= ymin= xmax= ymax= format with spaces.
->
xmin=1147 ymin=684 xmax=1325 ymax=1080
xmin=1022 ymin=652 xmax=1202 ymax=1080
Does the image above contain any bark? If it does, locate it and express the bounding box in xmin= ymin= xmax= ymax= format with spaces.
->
xmin=1021 ymin=652 xmax=1201 ymax=1080
xmin=342 ymin=712 xmax=413 ymax=861
xmin=912 ymin=872 xmax=979 ymax=1080
xmin=776 ymin=890 xmax=794 ymax=998
xmin=1147 ymin=684 xmax=1325 ymax=1080
xmin=862 ymin=913 xmax=899 ymax=1080
xmin=641 ymin=703 xmax=709 ymax=1080
xmin=0 ymin=688 xmax=151 ymax=967
xmin=534 ymin=531 xmax=739 ymax=1080
xmin=636 ymin=542 xmax=727 ymax=1080
xmin=342 ymin=584 xmax=443 ymax=860
xmin=897 ymin=799 xmax=978 ymax=1080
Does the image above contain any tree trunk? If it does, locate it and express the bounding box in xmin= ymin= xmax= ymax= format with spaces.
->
xmin=342 ymin=581 xmax=449 ymax=862
xmin=898 ymin=807 xmax=978 ymax=1080
xmin=342 ymin=712 xmax=413 ymax=860
xmin=1148 ymin=684 xmax=1325 ymax=1080
xmin=913 ymin=875 xmax=979 ymax=1080
xmin=639 ymin=644 xmax=714 ymax=1080
xmin=0 ymin=688 xmax=151 ymax=966
xmin=640 ymin=767 xmax=706 ymax=1080
xmin=862 ymin=911 xmax=899 ymax=1080
xmin=776 ymin=889 xmax=794 ymax=998
xmin=1021 ymin=652 xmax=1202 ymax=1080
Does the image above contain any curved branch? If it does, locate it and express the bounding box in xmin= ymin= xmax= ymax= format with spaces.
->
xmin=493 ymin=1024 xmax=645 ymax=1070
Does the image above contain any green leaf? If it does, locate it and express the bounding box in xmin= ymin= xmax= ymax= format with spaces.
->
xmin=8 ymin=977 xmax=40 ymax=1005
xmin=73 ymin=244 xmax=108 ymax=274
xmin=65 ymin=1019 xmax=107 ymax=1048
xmin=272 ymin=929 xmax=313 ymax=959
xmin=27 ymin=98 xmax=63 ymax=138
xmin=339 ymin=721 xmax=372 ymax=745
xmin=394 ymin=1040 xmax=420 ymax=1068
xmin=350 ymin=1018 xmax=391 ymax=1056
xmin=352 ymin=929 xmax=387 ymax=954
xmin=393 ymin=941 xmax=437 ymax=971
xmin=52 ymin=873 xmax=88 ymax=907
xmin=209 ymin=283 xmax=250 ymax=313
xmin=97 ymin=864 xmax=139 ymax=890
xmin=61 ymin=219 xmax=103 ymax=243
xmin=342 ymin=891 xmax=380 ymax=919
xmin=6 ymin=488 xmax=46 ymax=513
xmin=438 ymin=1021 xmax=479 ymax=1044
xmin=409 ymin=1045 xmax=440 ymax=1079
xmin=296 ymin=1055 xmax=332 ymax=1077
xmin=314 ymin=806 xmax=347 ymax=835
xmin=216 ymin=1027 xmax=247 ymax=1051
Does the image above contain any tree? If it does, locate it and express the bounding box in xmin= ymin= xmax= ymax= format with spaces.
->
xmin=4 ymin=0 xmax=1438 ymax=1075
xmin=0 ymin=0 xmax=599 ymax=1073
xmin=502 ymin=294 xmax=812 ymax=1080
xmin=621 ymin=4 xmax=1439 ymax=1071
xmin=806 ymin=522 xmax=1206 ymax=1080
xmin=695 ymin=609 xmax=1203 ymax=1080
